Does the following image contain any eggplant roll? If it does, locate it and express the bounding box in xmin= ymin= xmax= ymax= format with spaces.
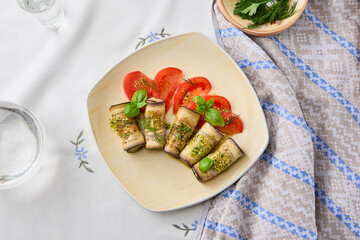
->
xmin=180 ymin=122 xmax=223 ymax=167
xmin=109 ymin=102 xmax=145 ymax=153
xmin=144 ymin=97 xmax=166 ymax=150
xmin=192 ymin=138 xmax=244 ymax=182
xmin=164 ymin=106 xmax=201 ymax=158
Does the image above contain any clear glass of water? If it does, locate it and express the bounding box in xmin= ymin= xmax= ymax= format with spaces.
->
xmin=0 ymin=102 xmax=44 ymax=189
xmin=16 ymin=0 xmax=66 ymax=30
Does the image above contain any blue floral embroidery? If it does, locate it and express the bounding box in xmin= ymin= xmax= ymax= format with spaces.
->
xmin=135 ymin=28 xmax=170 ymax=50
xmin=75 ymin=146 xmax=88 ymax=160
xmin=173 ymin=220 xmax=198 ymax=237
xmin=147 ymin=32 xmax=159 ymax=43
xmin=191 ymin=220 xmax=199 ymax=231
xmin=70 ymin=130 xmax=94 ymax=173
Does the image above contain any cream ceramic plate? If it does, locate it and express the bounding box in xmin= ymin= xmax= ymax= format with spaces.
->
xmin=87 ymin=33 xmax=269 ymax=212
xmin=217 ymin=0 xmax=308 ymax=36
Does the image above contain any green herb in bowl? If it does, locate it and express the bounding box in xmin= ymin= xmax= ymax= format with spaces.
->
xmin=233 ymin=0 xmax=298 ymax=29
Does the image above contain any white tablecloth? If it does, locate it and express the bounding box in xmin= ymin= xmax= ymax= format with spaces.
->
xmin=0 ymin=1 xmax=215 ymax=239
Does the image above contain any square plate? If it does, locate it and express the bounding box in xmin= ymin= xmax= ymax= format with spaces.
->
xmin=87 ymin=33 xmax=269 ymax=211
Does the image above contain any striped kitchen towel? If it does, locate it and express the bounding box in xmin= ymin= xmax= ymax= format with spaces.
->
xmin=199 ymin=1 xmax=360 ymax=239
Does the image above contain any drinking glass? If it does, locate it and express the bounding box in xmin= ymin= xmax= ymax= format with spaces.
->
xmin=0 ymin=102 xmax=44 ymax=189
xmin=16 ymin=0 xmax=66 ymax=30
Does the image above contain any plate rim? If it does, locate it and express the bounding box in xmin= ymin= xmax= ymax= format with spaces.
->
xmin=87 ymin=32 xmax=269 ymax=212
xmin=216 ymin=0 xmax=308 ymax=37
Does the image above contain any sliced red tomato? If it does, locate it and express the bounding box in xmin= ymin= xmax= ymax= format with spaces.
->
xmin=188 ymin=95 xmax=232 ymax=113
xmin=172 ymin=77 xmax=212 ymax=114
xmin=123 ymin=71 xmax=152 ymax=100
xmin=215 ymin=112 xmax=243 ymax=135
xmin=151 ymin=67 xmax=183 ymax=113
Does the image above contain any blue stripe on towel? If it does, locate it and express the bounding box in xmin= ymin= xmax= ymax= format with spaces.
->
xmin=218 ymin=27 xmax=245 ymax=38
xmin=260 ymin=99 xmax=360 ymax=190
xmin=261 ymin=150 xmax=315 ymax=188
xmin=315 ymin=185 xmax=360 ymax=237
xmin=269 ymin=36 xmax=360 ymax=127
xmin=236 ymin=60 xmax=279 ymax=70
xmin=261 ymin=150 xmax=360 ymax=237
xmin=204 ymin=220 xmax=246 ymax=240
xmin=303 ymin=8 xmax=360 ymax=62
xmin=217 ymin=28 xmax=279 ymax=70
xmin=221 ymin=189 xmax=317 ymax=240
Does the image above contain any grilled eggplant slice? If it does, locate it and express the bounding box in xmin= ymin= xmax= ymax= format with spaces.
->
xmin=164 ymin=106 xmax=201 ymax=158
xmin=109 ymin=102 xmax=145 ymax=153
xmin=180 ymin=122 xmax=223 ymax=167
xmin=143 ymin=97 xmax=166 ymax=150
xmin=192 ymin=138 xmax=244 ymax=182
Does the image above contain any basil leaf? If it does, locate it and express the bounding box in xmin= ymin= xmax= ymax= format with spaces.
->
xmin=193 ymin=96 xmax=206 ymax=106
xmin=206 ymin=98 xmax=215 ymax=109
xmin=132 ymin=89 xmax=147 ymax=103
xmin=196 ymin=105 xmax=207 ymax=114
xmin=137 ymin=101 xmax=147 ymax=108
xmin=124 ymin=102 xmax=139 ymax=118
xmin=199 ymin=157 xmax=213 ymax=173
xmin=205 ymin=109 xmax=225 ymax=126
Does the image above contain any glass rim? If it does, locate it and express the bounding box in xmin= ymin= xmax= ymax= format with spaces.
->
xmin=16 ymin=0 xmax=56 ymax=13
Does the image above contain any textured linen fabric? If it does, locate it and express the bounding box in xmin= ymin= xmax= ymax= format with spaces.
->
xmin=199 ymin=1 xmax=360 ymax=239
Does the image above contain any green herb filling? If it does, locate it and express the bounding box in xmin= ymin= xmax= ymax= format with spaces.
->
xmin=189 ymin=134 xmax=213 ymax=158
xmin=207 ymin=152 xmax=232 ymax=172
xmin=171 ymin=122 xmax=193 ymax=149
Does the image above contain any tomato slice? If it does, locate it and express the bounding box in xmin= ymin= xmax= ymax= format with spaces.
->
xmin=215 ymin=112 xmax=243 ymax=135
xmin=172 ymin=77 xmax=212 ymax=114
xmin=188 ymin=95 xmax=232 ymax=113
xmin=151 ymin=67 xmax=183 ymax=113
xmin=123 ymin=71 xmax=152 ymax=100
xmin=206 ymin=95 xmax=232 ymax=113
